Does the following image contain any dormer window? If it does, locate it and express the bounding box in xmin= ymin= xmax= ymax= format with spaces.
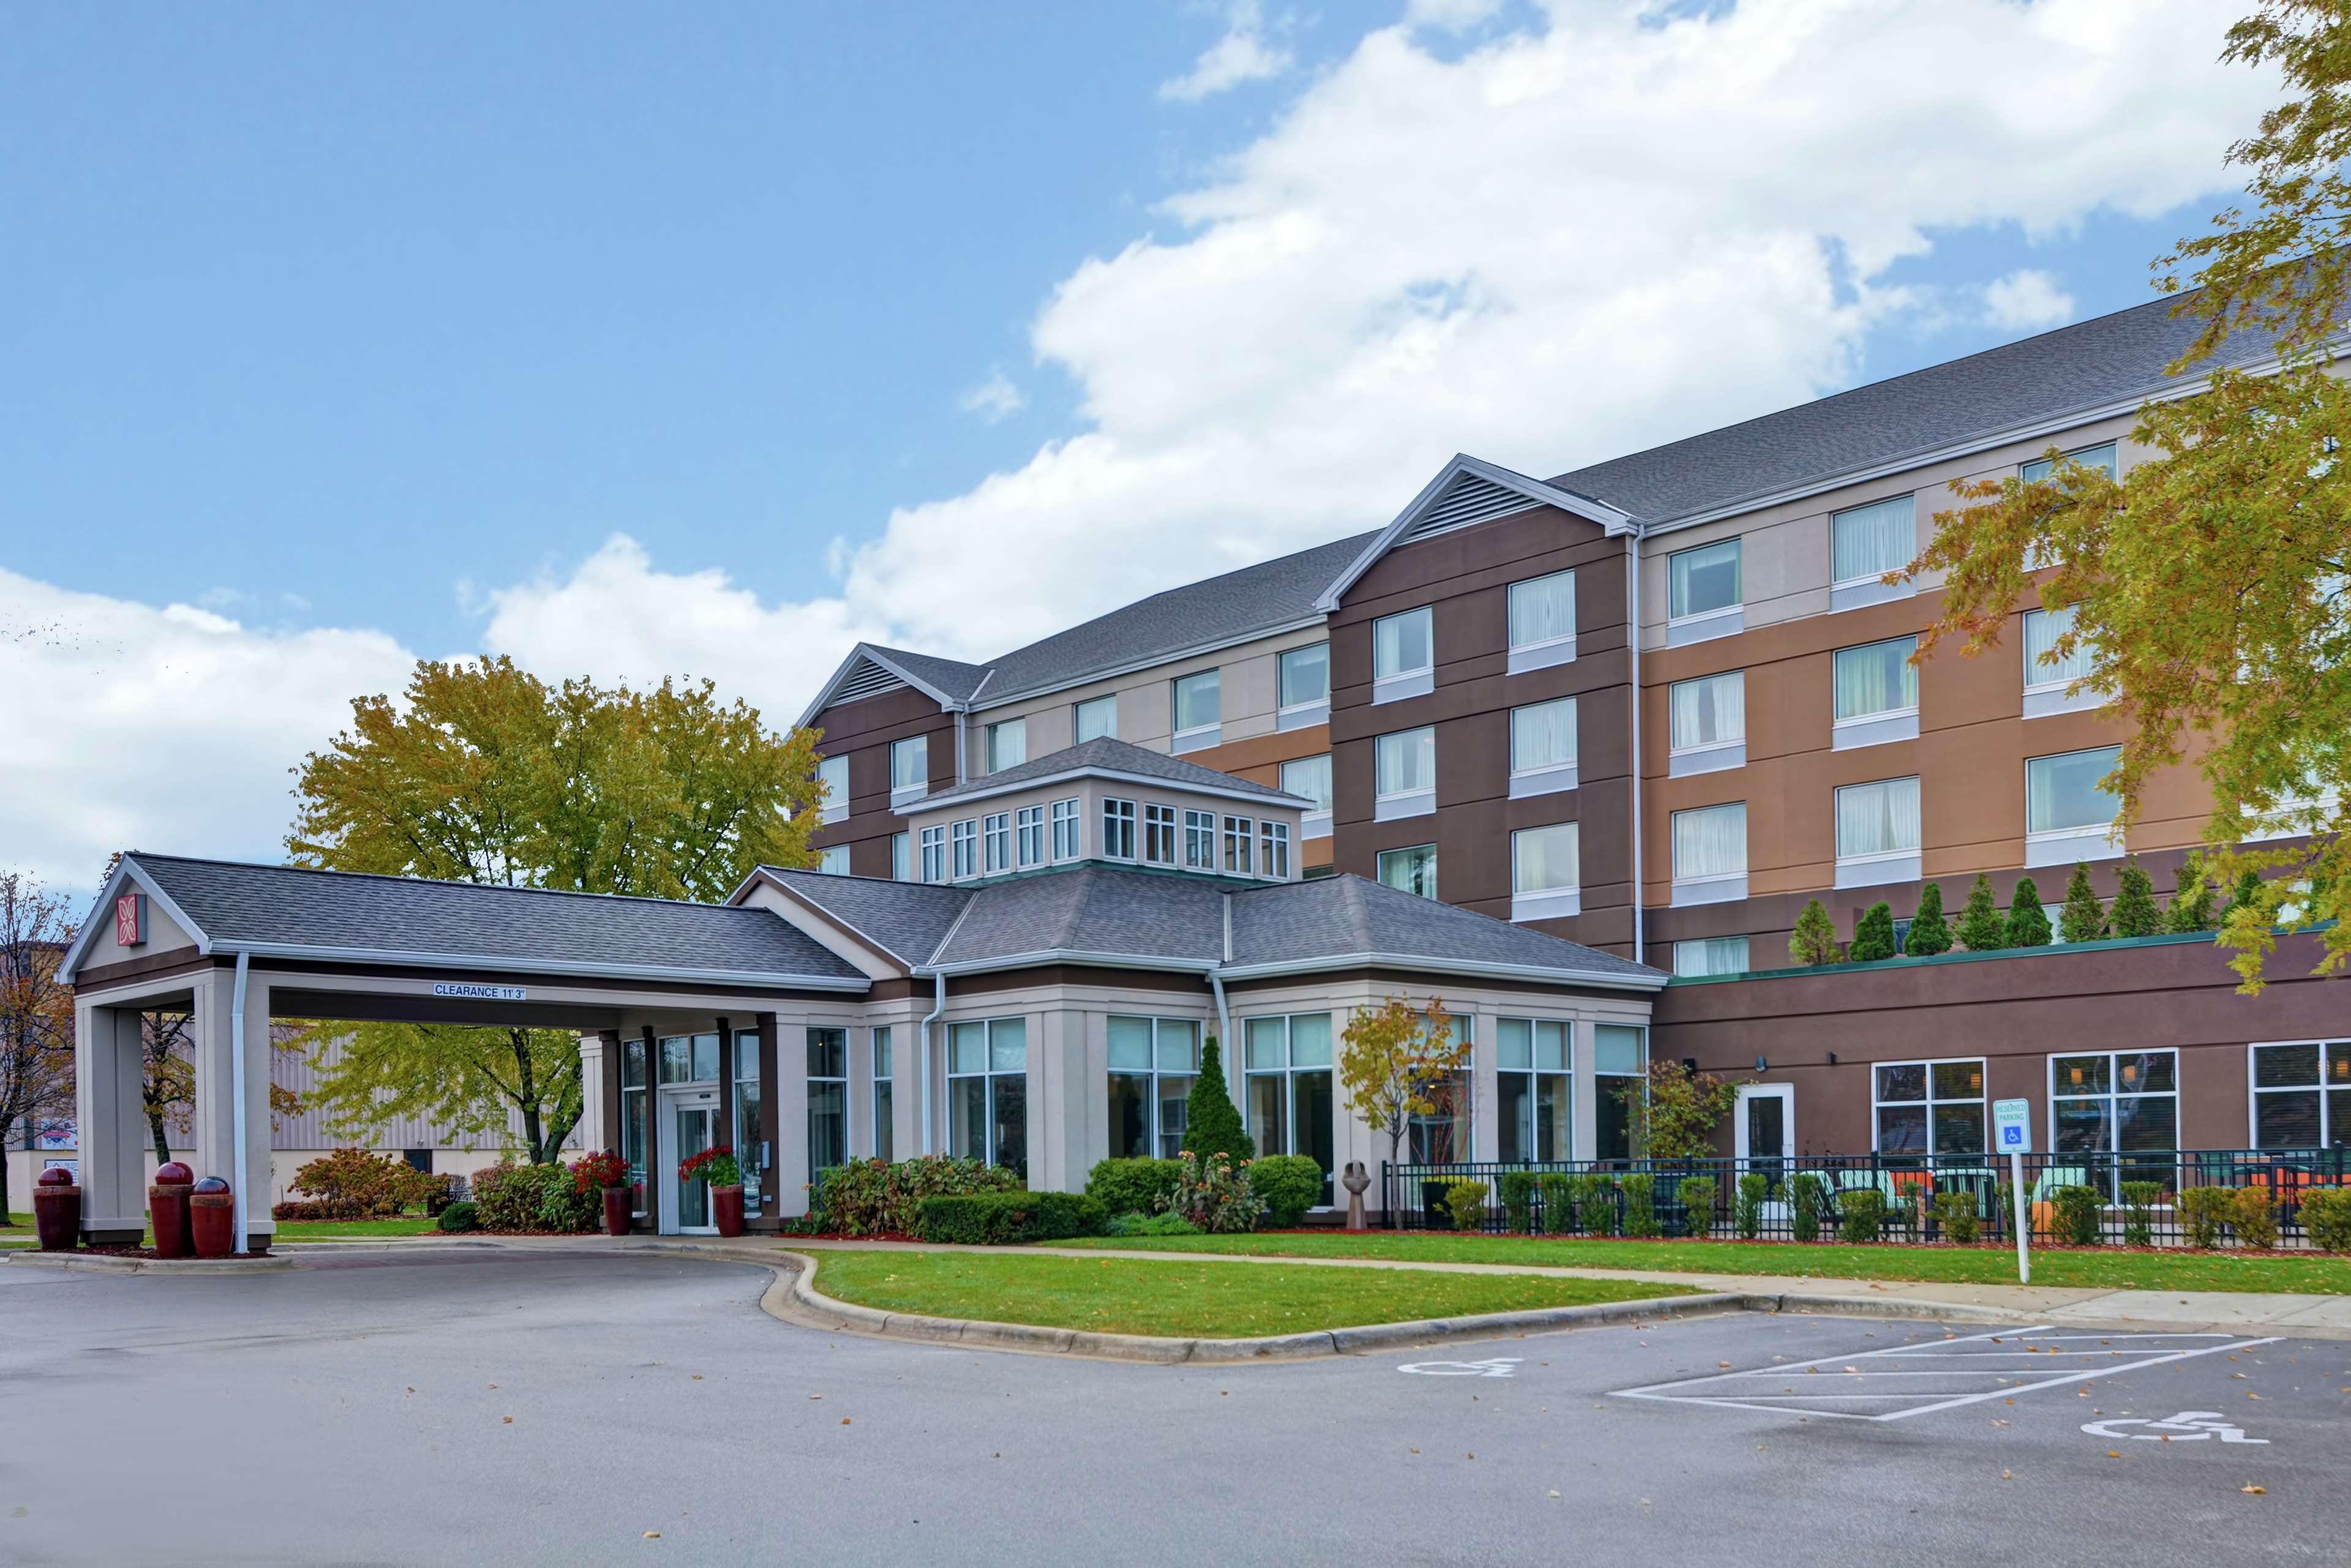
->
xmin=1102 ymin=798 xmax=1137 ymax=861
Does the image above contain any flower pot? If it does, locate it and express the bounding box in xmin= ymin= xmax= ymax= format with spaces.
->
xmin=189 ymin=1179 xmax=236 ymax=1259
xmin=712 ymin=1184 xmax=745 ymax=1238
xmin=150 ymin=1162 xmax=197 ymax=1258
xmin=32 ymin=1168 xmax=80 ymax=1251
xmin=601 ymin=1186 xmax=632 ymax=1237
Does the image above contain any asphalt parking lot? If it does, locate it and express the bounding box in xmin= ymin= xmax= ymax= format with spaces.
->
xmin=2 ymin=1250 xmax=2343 ymax=1566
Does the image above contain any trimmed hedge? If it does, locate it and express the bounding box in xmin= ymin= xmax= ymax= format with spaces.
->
xmin=1085 ymin=1157 xmax=1184 ymax=1219
xmin=913 ymin=1190 xmax=1108 ymax=1245
xmin=816 ymin=1155 xmax=1020 ymax=1237
xmin=1248 ymin=1155 xmax=1324 ymax=1229
xmin=436 ymin=1201 xmax=480 ymax=1233
xmin=2299 ymin=1188 xmax=2351 ymax=1253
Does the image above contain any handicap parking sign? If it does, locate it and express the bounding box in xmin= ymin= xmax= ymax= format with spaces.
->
xmin=1993 ymin=1098 xmax=2032 ymax=1153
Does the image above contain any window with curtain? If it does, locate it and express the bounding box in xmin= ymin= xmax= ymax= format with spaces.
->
xmin=1510 ymin=698 xmax=1577 ymax=775
xmin=1281 ymin=754 xmax=1333 ymax=813
xmin=1497 ymin=1018 xmax=1571 ymax=1163
xmin=1668 ymin=539 xmax=1741 ymax=620
xmin=1108 ymin=1016 xmax=1202 ymax=1160
xmin=1513 ymin=822 xmax=1579 ymax=895
xmin=2022 ymin=443 xmax=2117 ymax=483
xmin=817 ymin=845 xmax=849 ymax=876
xmin=2022 ymin=606 xmax=2094 ymax=690
xmin=1672 ymin=936 xmax=1750 ymax=978
xmin=890 ymin=735 xmax=927 ymax=793
xmin=1173 ymin=670 xmax=1221 ymax=733
xmin=1672 ymin=803 xmax=1747 ymax=881
xmin=1834 ymin=636 xmax=1920 ymax=721
xmin=1830 ymin=494 xmax=1916 ymax=584
xmin=1378 ymin=844 xmax=1438 ymax=898
xmin=817 ymin=753 xmax=848 ymax=814
xmin=986 ymin=719 xmax=1026 ymax=773
xmin=1669 ymin=671 xmax=1745 ymax=751
xmin=1374 ymin=607 xmax=1433 ymax=677
xmin=1074 ymin=695 xmax=1117 ymax=742
xmin=948 ymin=1018 xmax=1028 ymax=1177
xmin=1508 ymin=571 xmax=1576 ymax=648
xmin=1835 ymin=776 xmax=1921 ymax=860
xmin=1377 ymin=727 xmax=1435 ymax=798
xmin=2027 ymin=746 xmax=2122 ymax=834
xmin=891 ymin=833 xmax=910 ymax=881
xmin=1279 ymin=643 xmax=1330 ymax=709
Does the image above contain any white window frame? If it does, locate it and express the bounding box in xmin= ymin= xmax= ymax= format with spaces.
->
xmin=817 ymin=844 xmax=851 ymax=876
xmin=2048 ymin=1048 xmax=2181 ymax=1196
xmin=1831 ymin=635 xmax=1921 ymax=750
xmin=2020 ymin=445 xmax=2118 ymax=570
xmin=889 ymin=735 xmax=928 ymax=809
xmin=1143 ymin=803 xmax=1177 ymax=866
xmin=1666 ymin=537 xmax=1744 ymax=646
xmin=1870 ymin=1056 xmax=1988 ymax=1157
xmin=1015 ymin=805 xmax=1046 ymax=868
xmin=947 ymin=1017 xmax=1028 ymax=1177
xmin=949 ymin=819 xmax=978 ymax=881
xmin=2025 ymin=745 xmax=2124 ymax=866
xmin=1050 ymin=798 xmax=1081 ymax=862
xmin=1222 ymin=814 xmax=1254 ymax=876
xmin=1672 ymin=936 xmax=1750 ymax=978
xmin=1833 ymin=775 xmax=1922 ymax=890
xmin=919 ymin=825 xmax=947 ymax=883
xmin=1102 ymin=797 xmax=1137 ymax=861
xmin=1508 ymin=696 xmax=1578 ymax=799
xmin=870 ymin=1027 xmax=894 ymax=1163
xmin=1374 ymin=726 xmax=1436 ymax=821
xmin=805 ymin=1026 xmax=849 ymax=1179
xmin=2022 ymin=604 xmax=2102 ymax=718
xmin=1258 ymin=819 xmax=1291 ymax=880
xmin=1172 ymin=670 xmax=1222 ymax=754
xmin=1108 ymin=1015 xmax=1206 ymax=1161
xmin=1510 ymin=820 xmax=1581 ymax=922
xmin=1181 ymin=808 xmax=1217 ymax=871
xmin=1242 ymin=1012 xmax=1335 ymax=1204
xmin=1277 ymin=642 xmax=1331 ymax=731
xmin=1829 ymin=493 xmax=1917 ymax=612
xmin=1670 ymin=801 xmax=1747 ymax=906
xmin=1668 ymin=669 xmax=1746 ymax=778
xmin=1372 ymin=606 xmax=1435 ymax=703
xmin=890 ymin=831 xmax=911 ymax=883
xmin=1073 ymin=694 xmax=1118 ymax=744
xmin=818 ymin=753 xmax=850 ymax=825
xmin=1495 ymin=1017 xmax=1573 ymax=1163
xmin=1506 ymin=570 xmax=1577 ymax=673
xmin=2246 ymin=1039 xmax=2351 ymax=1149
xmin=1282 ymin=754 xmax=1333 ymax=840
xmin=1377 ymin=844 xmax=1437 ymax=899
xmin=985 ymin=718 xmax=1026 ymax=775
xmin=982 ymin=811 xmax=1012 ymax=875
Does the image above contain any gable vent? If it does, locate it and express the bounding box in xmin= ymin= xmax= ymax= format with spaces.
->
xmin=828 ymin=658 xmax=908 ymax=707
xmin=1399 ymin=473 xmax=1540 ymax=544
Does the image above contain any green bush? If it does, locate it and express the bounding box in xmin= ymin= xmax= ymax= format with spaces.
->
xmin=1497 ymin=1171 xmax=1540 ymax=1234
xmin=1996 ymin=1178 xmax=2017 ymax=1238
xmin=1838 ymin=1187 xmax=1886 ymax=1244
xmin=2232 ymin=1185 xmax=2280 ymax=1251
xmin=1537 ymin=1173 xmax=1574 ymax=1235
xmin=435 ymin=1200 xmax=479 ymax=1234
xmin=912 ymin=1190 xmax=1107 ymax=1245
xmin=471 ymin=1161 xmax=599 ymax=1234
xmin=1085 ymin=1158 xmax=1184 ymax=1220
xmin=1619 ymin=1174 xmax=1659 ymax=1238
xmin=1789 ymin=1174 xmax=1827 ymax=1242
xmin=1248 ymin=1155 xmax=1325 ymax=1229
xmin=288 ymin=1147 xmax=443 ymax=1218
xmin=2118 ymin=1181 xmax=2164 ymax=1247
xmin=2297 ymin=1188 xmax=2351 ymax=1253
xmin=1167 ymin=1151 xmax=1265 ymax=1233
xmin=1105 ymin=1210 xmax=1202 ymax=1237
xmin=1932 ymin=1190 xmax=1980 ymax=1244
xmin=1441 ymin=1179 xmax=1490 ymax=1232
xmin=1905 ymin=882 xmax=1952 ymax=956
xmin=1179 ymin=1039 xmax=1254 ymax=1164
xmin=1676 ymin=1176 xmax=1718 ymax=1238
xmin=2051 ymin=1184 xmax=2103 ymax=1247
xmin=1734 ymin=1173 xmax=1767 ymax=1240
xmin=2004 ymin=877 xmax=2052 ymax=947
xmin=1572 ymin=1173 xmax=1617 ymax=1237
xmin=1849 ymin=902 xmax=1898 ymax=962
xmin=2179 ymin=1185 xmax=2235 ymax=1250
xmin=815 ymin=1155 xmax=1020 ymax=1237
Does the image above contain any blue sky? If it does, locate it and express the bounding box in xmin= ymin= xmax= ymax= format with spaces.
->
xmin=0 ymin=0 xmax=2276 ymax=895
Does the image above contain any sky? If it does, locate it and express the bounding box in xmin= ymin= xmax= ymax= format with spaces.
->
xmin=0 ymin=0 xmax=2283 ymax=903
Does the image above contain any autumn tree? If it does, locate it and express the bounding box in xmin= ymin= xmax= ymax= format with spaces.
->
xmin=1626 ymin=1059 xmax=1740 ymax=1160
xmin=285 ymin=658 xmax=826 ymax=1163
xmin=0 ymin=874 xmax=77 ymax=1223
xmin=1788 ymin=899 xmax=1840 ymax=966
xmin=2168 ymin=862 xmax=2221 ymax=932
xmin=1337 ymin=997 xmax=1468 ymax=1207
xmin=135 ymin=1012 xmax=306 ymax=1164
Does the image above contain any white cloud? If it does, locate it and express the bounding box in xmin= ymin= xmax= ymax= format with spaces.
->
xmin=1982 ymin=268 xmax=2078 ymax=331
xmin=958 ymin=369 xmax=1026 ymax=422
xmin=1160 ymin=2 xmax=1293 ymax=102
xmin=1404 ymin=0 xmax=1505 ymax=29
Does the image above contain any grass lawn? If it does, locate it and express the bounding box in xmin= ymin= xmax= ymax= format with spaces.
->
xmin=809 ymin=1249 xmax=1699 ymax=1338
xmin=1050 ymin=1231 xmax=2351 ymax=1295
xmin=0 ymin=1214 xmax=442 ymax=1250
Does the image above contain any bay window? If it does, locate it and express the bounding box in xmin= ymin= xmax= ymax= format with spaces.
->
xmin=982 ymin=811 xmax=1012 ymax=874
xmin=1222 ymin=815 xmax=1254 ymax=876
xmin=1183 ymin=808 xmax=1217 ymax=870
xmin=1143 ymin=803 xmax=1177 ymax=865
xmin=1015 ymin=805 xmax=1045 ymax=868
xmin=1051 ymin=798 xmax=1081 ymax=860
xmin=919 ymin=825 xmax=947 ymax=883
xmin=1258 ymin=819 xmax=1290 ymax=880
xmin=950 ymin=819 xmax=977 ymax=880
xmin=1101 ymin=797 xmax=1137 ymax=861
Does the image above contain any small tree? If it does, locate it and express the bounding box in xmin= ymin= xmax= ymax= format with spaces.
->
xmin=2110 ymin=860 xmax=2164 ymax=938
xmin=2167 ymin=860 xmax=2219 ymax=932
xmin=2221 ymin=869 xmax=2266 ymax=923
xmin=1955 ymin=872 xmax=2006 ymax=951
xmin=1905 ymin=881 xmax=1952 ymax=956
xmin=1179 ymin=1038 xmax=1253 ymax=1164
xmin=1337 ymin=997 xmax=1468 ymax=1188
xmin=1631 ymin=1059 xmax=1740 ymax=1159
xmin=1789 ymin=899 xmax=1840 ymax=966
xmin=1848 ymin=902 xmax=1898 ymax=962
xmin=0 ymin=874 xmax=77 ymax=1225
xmin=2004 ymin=876 xmax=2053 ymax=947
xmin=2058 ymin=861 xmax=2108 ymax=945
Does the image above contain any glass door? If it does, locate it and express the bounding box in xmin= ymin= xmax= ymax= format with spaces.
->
xmin=658 ymin=1086 xmax=720 ymax=1235
xmin=1736 ymin=1083 xmax=1794 ymax=1191
xmin=676 ymin=1104 xmax=715 ymax=1232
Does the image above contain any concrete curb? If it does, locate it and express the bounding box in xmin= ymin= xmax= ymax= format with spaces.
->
xmin=7 ymin=1250 xmax=294 ymax=1275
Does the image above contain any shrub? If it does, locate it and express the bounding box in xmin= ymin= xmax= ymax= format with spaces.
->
xmin=1849 ymin=902 xmax=1898 ymax=962
xmin=913 ymin=1190 xmax=1107 ymax=1245
xmin=1572 ymin=1173 xmax=1617 ymax=1237
xmin=2051 ymin=1184 xmax=2104 ymax=1247
xmin=814 ymin=1155 xmax=1019 ymax=1237
xmin=1085 ymin=1158 xmax=1183 ymax=1220
xmin=288 ymin=1147 xmax=441 ymax=1218
xmin=2297 ymin=1188 xmax=2351 ymax=1253
xmin=1956 ymin=872 xmax=2007 ymax=951
xmin=1905 ymin=882 xmax=1952 ymax=956
xmin=1676 ymin=1176 xmax=1718 ymax=1237
xmin=1789 ymin=898 xmax=1840 ymax=966
xmin=1168 ymin=1151 xmax=1265 ymax=1234
xmin=271 ymin=1200 xmax=345 ymax=1221
xmin=1248 ymin=1155 xmax=1325 ymax=1229
xmin=571 ymin=1150 xmax=628 ymax=1193
xmin=1536 ymin=1173 xmax=1575 ymax=1235
xmin=1932 ymin=1190 xmax=1981 ymax=1244
xmin=1619 ymin=1174 xmax=1659 ymax=1238
xmin=2118 ymin=1181 xmax=2164 ymax=1247
xmin=2179 ymin=1185 xmax=2235 ymax=1250
xmin=436 ymin=1201 xmax=478 ymax=1233
xmin=1887 ymin=1178 xmax=1930 ymax=1240
xmin=1497 ymin=1171 xmax=1540 ymax=1234
xmin=1440 ymin=1179 xmax=1489 ymax=1232
xmin=1789 ymin=1174 xmax=1827 ymax=1242
xmin=1838 ymin=1187 xmax=1886 ymax=1244
xmin=2232 ymin=1185 xmax=2280 ymax=1251
xmin=2004 ymin=877 xmax=2052 ymax=947
xmin=1105 ymin=1210 xmax=1203 ymax=1238
xmin=2109 ymin=861 xmax=2164 ymax=938
xmin=1734 ymin=1173 xmax=1767 ymax=1240
xmin=1179 ymin=1039 xmax=1254 ymax=1163
xmin=471 ymin=1161 xmax=598 ymax=1234
xmin=2058 ymin=861 xmax=2108 ymax=945
xmin=2166 ymin=860 xmax=2217 ymax=932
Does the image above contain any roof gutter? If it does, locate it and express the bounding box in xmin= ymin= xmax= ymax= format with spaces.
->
xmin=1209 ymin=951 xmax=1667 ymax=992
xmin=920 ymin=969 xmax=947 ymax=1157
xmin=188 ymin=941 xmax=873 ymax=994
xmin=918 ymin=767 xmax=1315 ymax=814
xmin=911 ymin=948 xmax=1223 ymax=980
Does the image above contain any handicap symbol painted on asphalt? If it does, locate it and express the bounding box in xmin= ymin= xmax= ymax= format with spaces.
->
xmin=2080 ymin=1410 xmax=2268 ymax=1444
xmin=1398 ymin=1357 xmax=1521 ymax=1378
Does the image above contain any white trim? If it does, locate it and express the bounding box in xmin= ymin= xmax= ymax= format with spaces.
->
xmin=1213 ymin=951 xmax=1667 ymax=992
xmin=919 ymin=764 xmax=1314 ymax=814
xmin=1834 ymin=849 xmax=1922 ymax=890
xmin=1301 ymin=809 xmax=1332 ymax=841
xmin=1171 ymin=722 xmax=1222 ymax=755
xmin=2023 ymin=683 xmax=2106 ymax=719
xmin=1671 ymin=872 xmax=1747 ymax=907
xmin=742 ymin=871 xmax=929 ymax=969
xmin=1507 ymin=762 xmax=1579 ymax=800
xmin=1734 ymin=1083 xmax=1796 ymax=1162
xmin=1510 ymin=887 xmax=1582 ymax=923
xmin=1829 ymin=575 xmax=1913 ymax=614
xmin=966 ymin=614 xmax=1328 ymax=715
xmin=796 ymin=644 xmax=976 ymax=730
xmin=58 ymin=859 xmax=208 ymax=984
xmin=1274 ymin=699 xmax=1329 ymax=732
xmin=1868 ymin=1055 xmax=1988 ymax=1157
xmin=1831 ymin=707 xmax=1920 ymax=750
xmin=1668 ymin=740 xmax=1745 ymax=778
xmin=212 ymin=939 xmax=867 ymax=993
xmin=1371 ymin=667 xmax=1434 ymax=704
xmin=1665 ymin=602 xmax=1744 ymax=647
xmin=1506 ymin=634 xmax=1577 ymax=675
xmin=2024 ymin=823 xmax=2123 ymax=867
xmin=916 ymin=949 xmax=1219 ymax=979
xmin=1374 ymin=787 xmax=1435 ymax=821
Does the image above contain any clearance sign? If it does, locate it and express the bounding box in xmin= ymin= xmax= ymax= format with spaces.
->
xmin=431 ymin=982 xmax=529 ymax=1002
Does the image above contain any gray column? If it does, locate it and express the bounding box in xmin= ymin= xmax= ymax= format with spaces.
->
xmin=72 ymin=1002 xmax=149 ymax=1244
xmin=773 ymin=1013 xmax=807 ymax=1218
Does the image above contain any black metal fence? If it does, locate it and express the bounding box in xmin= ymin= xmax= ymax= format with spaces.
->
xmin=1380 ymin=1148 xmax=2351 ymax=1250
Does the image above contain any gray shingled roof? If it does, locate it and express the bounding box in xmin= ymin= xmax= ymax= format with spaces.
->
xmin=929 ymin=865 xmax=1228 ymax=968
xmin=1228 ymin=875 xmax=1660 ymax=980
xmin=753 ymin=867 xmax=974 ymax=965
xmin=920 ymin=737 xmax=1302 ymax=808
xmin=118 ymin=853 xmax=868 ymax=984
xmin=868 ymin=644 xmax=991 ymax=704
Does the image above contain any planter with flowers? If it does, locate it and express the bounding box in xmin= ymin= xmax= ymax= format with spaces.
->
xmin=680 ymin=1146 xmax=745 ymax=1237
xmin=573 ymin=1150 xmax=633 ymax=1237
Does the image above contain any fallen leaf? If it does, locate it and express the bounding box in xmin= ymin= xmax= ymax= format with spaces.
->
xmin=644 ymin=1531 xmax=661 ymax=1539
xmin=2242 ymin=1485 xmax=2266 ymax=1496
xmin=841 ymin=1418 xmax=851 ymax=1425
xmin=1548 ymin=1490 xmax=1560 ymax=1498
xmin=691 ymin=1375 xmax=703 ymax=1381
xmin=2000 ymin=1471 xmax=2012 ymax=1482
xmin=502 ymin=1417 xmax=514 ymax=1425
xmin=2108 ymin=1452 xmax=2122 ymax=1459
xmin=1718 ymin=1362 xmax=1732 ymax=1368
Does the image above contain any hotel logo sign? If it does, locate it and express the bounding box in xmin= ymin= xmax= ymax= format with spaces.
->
xmin=432 ymin=981 xmax=529 ymax=1002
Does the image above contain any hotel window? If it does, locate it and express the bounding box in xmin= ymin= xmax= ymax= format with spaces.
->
xmin=982 ymin=812 xmax=1012 ymax=874
xmin=1511 ymin=822 xmax=1581 ymax=921
xmin=817 ymin=753 xmax=849 ymax=823
xmin=1832 ymin=635 xmax=1920 ymax=748
xmin=817 ymin=845 xmax=850 ymax=876
xmin=1594 ymin=1025 xmax=1646 ymax=1161
xmin=1108 ymin=1016 xmax=1202 ymax=1161
xmin=1258 ymin=819 xmax=1291 ymax=880
xmin=1377 ymin=844 xmax=1438 ymax=899
xmin=1668 ymin=670 xmax=1745 ymax=776
xmin=948 ymin=1018 xmax=1028 ymax=1179
xmin=986 ymin=718 xmax=1026 ymax=774
xmin=658 ymin=1031 xmax=721 ymax=1084
xmin=1051 ymin=798 xmax=1081 ymax=860
xmin=1015 ymin=805 xmax=1046 ymax=868
xmin=1873 ymin=1058 xmax=1986 ymax=1157
xmin=1244 ymin=1013 xmax=1334 ymax=1204
xmin=1671 ymin=801 xmax=1747 ymax=905
xmin=2021 ymin=442 xmax=2117 ymax=484
xmin=1222 ymin=815 xmax=1254 ymax=876
xmin=950 ymin=819 xmax=977 ymax=880
xmin=1282 ymin=754 xmax=1333 ymax=838
xmin=2026 ymin=745 xmax=2123 ymax=866
xmin=1497 ymin=1018 xmax=1572 ymax=1163
xmin=807 ymin=1027 xmax=848 ymax=1179
xmin=1667 ymin=538 xmax=1742 ymax=643
xmin=1102 ymin=797 xmax=1137 ymax=861
xmin=1834 ymin=776 xmax=1921 ymax=889
xmin=2052 ymin=1049 xmax=2178 ymax=1195
xmin=1375 ymin=725 xmax=1436 ymax=819
xmin=733 ymin=1030 xmax=764 ymax=1217
xmin=889 ymin=735 xmax=928 ymax=807
xmin=2249 ymin=1041 xmax=2351 ymax=1148
xmin=1509 ymin=697 xmax=1577 ymax=798
xmin=1143 ymin=803 xmax=1178 ymax=865
xmin=1372 ymin=606 xmax=1434 ymax=702
xmin=1507 ymin=570 xmax=1577 ymax=672
xmin=891 ymin=832 xmax=910 ymax=882
xmin=1278 ymin=643 xmax=1330 ymax=728
xmin=621 ymin=1036 xmax=648 ymax=1217
xmin=1672 ymin=936 xmax=1750 ymax=978
xmin=1829 ymin=494 xmax=1916 ymax=609
xmin=919 ymin=825 xmax=947 ymax=883
xmin=1074 ymin=694 xmax=1118 ymax=743
xmin=870 ymin=1027 xmax=894 ymax=1163
xmin=1172 ymin=670 xmax=1221 ymax=751
xmin=1183 ymin=808 xmax=1217 ymax=870
xmin=1408 ymin=1016 xmax=1473 ymax=1165
xmin=2022 ymin=605 xmax=2100 ymax=717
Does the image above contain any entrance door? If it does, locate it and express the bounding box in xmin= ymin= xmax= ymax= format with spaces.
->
xmin=1735 ymin=1083 xmax=1795 ymax=1189
xmin=658 ymin=1087 xmax=720 ymax=1235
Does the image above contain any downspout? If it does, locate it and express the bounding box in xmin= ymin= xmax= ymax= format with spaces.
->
xmin=228 ymin=949 xmax=251 ymax=1256
xmin=1212 ymin=895 xmax=1235 ymax=1098
xmin=1624 ymin=530 xmax=1645 ymax=969
xmin=920 ymin=970 xmax=947 ymax=1155
xmin=953 ymin=705 xmax=968 ymax=786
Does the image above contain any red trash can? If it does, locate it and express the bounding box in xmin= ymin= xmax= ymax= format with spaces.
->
xmin=150 ymin=1161 xmax=197 ymax=1259
xmin=32 ymin=1166 xmax=80 ymax=1251
xmin=189 ymin=1176 xmax=236 ymax=1259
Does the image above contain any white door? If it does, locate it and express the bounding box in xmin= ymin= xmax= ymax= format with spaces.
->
xmin=658 ymin=1087 xmax=721 ymax=1235
xmin=1734 ymin=1083 xmax=1795 ymax=1162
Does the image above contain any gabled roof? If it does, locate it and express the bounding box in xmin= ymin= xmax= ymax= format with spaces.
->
xmin=743 ymin=866 xmax=975 ymax=967
xmin=61 ymin=853 xmax=870 ymax=990
xmin=1314 ymin=454 xmax=1636 ymax=612
xmin=797 ymin=642 xmax=993 ymax=729
xmin=917 ymin=737 xmax=1309 ymax=811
